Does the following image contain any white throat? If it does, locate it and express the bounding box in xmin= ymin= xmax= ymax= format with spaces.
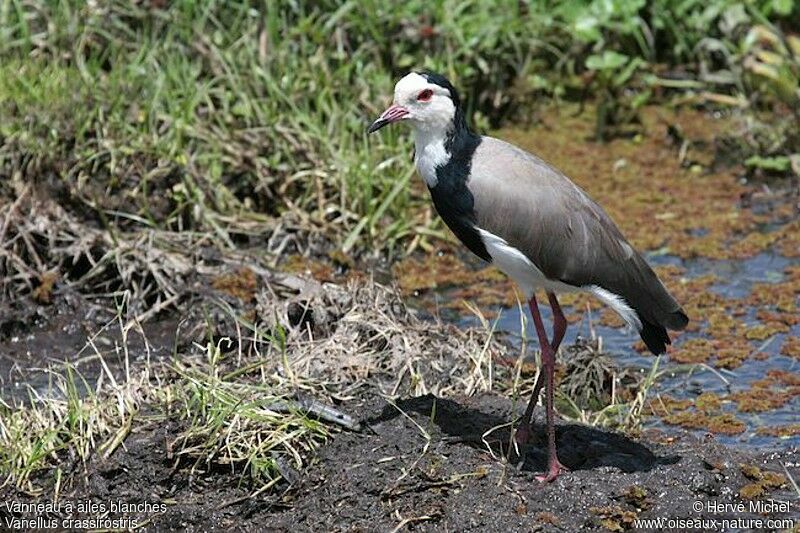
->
xmin=413 ymin=126 xmax=450 ymax=188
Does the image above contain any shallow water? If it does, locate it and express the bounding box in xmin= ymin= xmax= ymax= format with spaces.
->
xmin=428 ymin=250 xmax=799 ymax=451
xmin=391 ymin=106 xmax=800 ymax=452
xmin=5 ymin=106 xmax=797 ymax=454
xmin=0 ymin=304 xmax=178 ymax=402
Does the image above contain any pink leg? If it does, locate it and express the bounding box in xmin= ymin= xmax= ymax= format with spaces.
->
xmin=515 ymin=365 xmax=546 ymax=445
xmin=517 ymin=292 xmax=568 ymax=433
xmin=517 ymin=294 xmax=568 ymax=482
xmin=547 ymin=292 xmax=567 ymax=353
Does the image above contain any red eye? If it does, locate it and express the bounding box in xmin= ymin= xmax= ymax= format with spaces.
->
xmin=417 ymin=89 xmax=433 ymax=101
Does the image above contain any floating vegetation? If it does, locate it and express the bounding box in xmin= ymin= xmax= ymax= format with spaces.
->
xmin=1 ymin=2 xmax=798 ymax=528
xmin=650 ymin=367 xmax=800 ymax=436
xmin=738 ymin=464 xmax=787 ymax=499
xmin=392 ymin=251 xmax=516 ymax=318
xmin=212 ymin=267 xmax=259 ymax=302
xmin=590 ymin=505 xmax=638 ymax=532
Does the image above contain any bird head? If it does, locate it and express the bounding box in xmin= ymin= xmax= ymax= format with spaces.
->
xmin=368 ymin=71 xmax=459 ymax=135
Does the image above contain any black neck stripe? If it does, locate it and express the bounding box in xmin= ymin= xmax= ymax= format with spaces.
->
xmin=416 ymin=71 xmax=489 ymax=261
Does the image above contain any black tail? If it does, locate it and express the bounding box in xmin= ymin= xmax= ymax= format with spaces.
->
xmin=639 ymin=319 xmax=670 ymax=355
xmin=664 ymin=309 xmax=689 ymax=331
xmin=638 ymin=309 xmax=689 ymax=355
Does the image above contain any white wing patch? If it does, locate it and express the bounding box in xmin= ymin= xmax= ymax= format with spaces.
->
xmin=587 ymin=285 xmax=642 ymax=331
xmin=476 ymin=228 xmax=642 ymax=332
xmin=475 ymin=228 xmax=580 ymax=298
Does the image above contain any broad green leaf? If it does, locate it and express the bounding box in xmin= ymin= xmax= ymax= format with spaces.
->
xmin=586 ymin=50 xmax=630 ymax=71
xmin=772 ymin=0 xmax=794 ymax=16
xmin=745 ymin=155 xmax=792 ymax=171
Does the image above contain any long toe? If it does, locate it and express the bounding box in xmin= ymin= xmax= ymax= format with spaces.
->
xmin=535 ymin=458 xmax=569 ymax=483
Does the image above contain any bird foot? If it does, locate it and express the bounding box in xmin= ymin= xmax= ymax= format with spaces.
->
xmin=535 ymin=458 xmax=569 ymax=483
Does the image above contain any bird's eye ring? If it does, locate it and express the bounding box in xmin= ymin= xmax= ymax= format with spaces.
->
xmin=417 ymin=89 xmax=433 ymax=102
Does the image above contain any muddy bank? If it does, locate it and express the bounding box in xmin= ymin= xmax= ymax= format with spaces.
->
xmin=1 ymin=273 xmax=797 ymax=531
xmin=2 ymin=391 xmax=796 ymax=532
xmin=2 ymin=104 xmax=799 ymax=531
xmin=272 ymin=394 xmax=797 ymax=532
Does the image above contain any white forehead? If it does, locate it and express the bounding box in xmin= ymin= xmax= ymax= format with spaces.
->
xmin=393 ymin=72 xmax=448 ymax=102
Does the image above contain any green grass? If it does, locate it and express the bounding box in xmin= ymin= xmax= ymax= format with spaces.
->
xmin=3 ymin=0 xmax=798 ymax=505
xmin=165 ymin=340 xmax=331 ymax=487
xmin=1 ymin=0 xmax=797 ymax=493
xmin=0 ymin=338 xmax=330 ymax=494
xmin=0 ymin=362 xmax=143 ymax=493
xmin=1 ymin=1 xmax=421 ymax=253
xmin=1 ymin=1 xmax=797 ymax=261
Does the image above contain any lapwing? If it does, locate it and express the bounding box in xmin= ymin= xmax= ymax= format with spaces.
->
xmin=368 ymin=71 xmax=689 ymax=482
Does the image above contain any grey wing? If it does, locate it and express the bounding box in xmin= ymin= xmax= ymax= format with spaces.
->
xmin=468 ymin=137 xmax=688 ymax=331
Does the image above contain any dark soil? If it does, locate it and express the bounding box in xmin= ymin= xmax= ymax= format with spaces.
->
xmin=0 ymin=294 xmax=179 ymax=402
xmin=1 ymin=158 xmax=798 ymax=531
xmin=3 ymin=392 xmax=796 ymax=532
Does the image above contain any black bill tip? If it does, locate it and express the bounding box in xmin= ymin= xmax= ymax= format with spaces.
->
xmin=367 ymin=119 xmax=388 ymax=134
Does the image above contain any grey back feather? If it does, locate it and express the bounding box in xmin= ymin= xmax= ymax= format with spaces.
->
xmin=467 ymin=137 xmax=687 ymax=330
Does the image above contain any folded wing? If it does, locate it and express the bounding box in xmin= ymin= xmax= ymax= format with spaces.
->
xmin=468 ymin=137 xmax=688 ymax=353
